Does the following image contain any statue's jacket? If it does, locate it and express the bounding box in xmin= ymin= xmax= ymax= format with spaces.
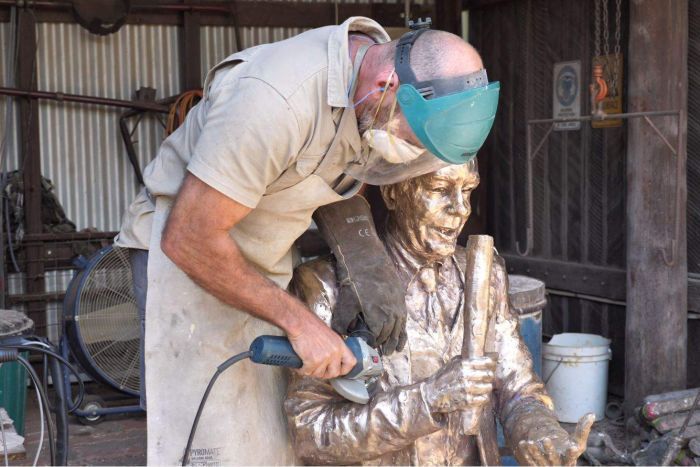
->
xmin=285 ymin=237 xmax=558 ymax=465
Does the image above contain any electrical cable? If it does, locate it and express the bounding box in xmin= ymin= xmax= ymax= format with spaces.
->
xmin=4 ymin=196 xmax=20 ymax=273
xmin=1 ymin=343 xmax=85 ymax=412
xmin=17 ymin=356 xmax=55 ymax=466
xmin=181 ymin=351 xmax=252 ymax=466
xmin=32 ymin=370 xmax=44 ymax=467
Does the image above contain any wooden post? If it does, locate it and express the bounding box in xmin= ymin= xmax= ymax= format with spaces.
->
xmin=625 ymin=0 xmax=688 ymax=414
xmin=180 ymin=9 xmax=202 ymax=90
xmin=434 ymin=0 xmax=462 ymax=35
xmin=17 ymin=9 xmax=46 ymax=330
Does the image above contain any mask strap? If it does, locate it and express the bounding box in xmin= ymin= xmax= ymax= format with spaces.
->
xmin=368 ymin=68 xmax=395 ymax=130
xmin=353 ymin=87 xmax=384 ymax=108
xmin=385 ymin=93 xmax=399 ymax=146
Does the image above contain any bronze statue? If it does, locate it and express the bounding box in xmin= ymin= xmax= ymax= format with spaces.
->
xmin=286 ymin=161 xmax=594 ymax=465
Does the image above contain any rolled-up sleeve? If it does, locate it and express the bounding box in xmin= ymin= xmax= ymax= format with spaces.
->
xmin=187 ymin=77 xmax=302 ymax=208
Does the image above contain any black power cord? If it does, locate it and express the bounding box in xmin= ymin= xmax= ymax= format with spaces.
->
xmin=181 ymin=351 xmax=252 ymax=466
xmin=3 ymin=343 xmax=85 ymax=413
xmin=17 ymin=355 xmax=56 ymax=466
xmin=0 ymin=337 xmax=84 ymax=466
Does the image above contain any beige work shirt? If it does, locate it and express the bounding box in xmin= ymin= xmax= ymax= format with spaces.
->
xmin=116 ymin=16 xmax=390 ymax=250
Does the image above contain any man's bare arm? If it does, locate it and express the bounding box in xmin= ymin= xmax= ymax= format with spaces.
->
xmin=161 ymin=173 xmax=356 ymax=379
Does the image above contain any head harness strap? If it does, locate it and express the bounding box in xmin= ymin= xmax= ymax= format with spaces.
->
xmin=394 ymin=17 xmax=490 ymax=99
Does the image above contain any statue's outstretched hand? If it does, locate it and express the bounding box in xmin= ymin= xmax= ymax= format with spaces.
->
xmin=514 ymin=413 xmax=595 ymax=466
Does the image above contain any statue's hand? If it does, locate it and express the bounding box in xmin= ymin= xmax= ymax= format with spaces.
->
xmin=514 ymin=413 xmax=595 ymax=466
xmin=421 ymin=355 xmax=496 ymax=414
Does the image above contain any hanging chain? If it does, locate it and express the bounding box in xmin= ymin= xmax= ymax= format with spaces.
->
xmin=602 ymin=0 xmax=610 ymax=57
xmin=594 ymin=0 xmax=601 ymax=57
xmin=614 ymin=0 xmax=621 ymax=56
xmin=610 ymin=0 xmax=622 ymax=96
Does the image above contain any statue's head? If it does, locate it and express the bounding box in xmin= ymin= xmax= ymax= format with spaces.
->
xmin=380 ymin=160 xmax=480 ymax=262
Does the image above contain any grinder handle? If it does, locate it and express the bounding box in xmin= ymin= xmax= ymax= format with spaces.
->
xmin=249 ymin=335 xmax=367 ymax=374
xmin=249 ymin=335 xmax=303 ymax=368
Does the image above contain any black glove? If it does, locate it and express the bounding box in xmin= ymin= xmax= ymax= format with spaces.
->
xmin=313 ymin=195 xmax=407 ymax=354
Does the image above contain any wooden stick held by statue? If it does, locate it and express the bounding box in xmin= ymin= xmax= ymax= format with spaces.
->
xmin=462 ymin=235 xmax=500 ymax=465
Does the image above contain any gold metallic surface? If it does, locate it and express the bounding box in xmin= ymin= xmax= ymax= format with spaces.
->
xmin=463 ymin=235 xmax=494 ymax=359
xmin=462 ymin=235 xmax=499 ymax=464
xmin=286 ymin=163 xmax=590 ymax=465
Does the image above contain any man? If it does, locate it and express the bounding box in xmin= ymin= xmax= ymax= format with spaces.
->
xmin=286 ymin=161 xmax=594 ymax=466
xmin=116 ymin=17 xmax=500 ymax=464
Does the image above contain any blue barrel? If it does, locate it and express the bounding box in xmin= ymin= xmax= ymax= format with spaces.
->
xmin=508 ymin=275 xmax=546 ymax=377
xmin=498 ymin=275 xmax=547 ymax=465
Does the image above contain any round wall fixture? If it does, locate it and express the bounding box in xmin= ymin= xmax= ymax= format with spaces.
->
xmin=72 ymin=0 xmax=130 ymax=36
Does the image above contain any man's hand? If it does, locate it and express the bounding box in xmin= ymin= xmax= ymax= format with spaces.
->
xmin=514 ymin=413 xmax=595 ymax=466
xmin=162 ymin=174 xmax=354 ymax=379
xmin=287 ymin=312 xmax=357 ymax=379
xmin=421 ymin=355 xmax=497 ymax=413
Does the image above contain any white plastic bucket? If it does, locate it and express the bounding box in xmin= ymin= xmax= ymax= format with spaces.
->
xmin=542 ymin=333 xmax=612 ymax=423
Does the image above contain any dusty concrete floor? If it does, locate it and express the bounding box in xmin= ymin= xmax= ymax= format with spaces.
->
xmin=13 ymin=384 xmax=146 ymax=466
xmin=7 ymin=385 xmax=626 ymax=466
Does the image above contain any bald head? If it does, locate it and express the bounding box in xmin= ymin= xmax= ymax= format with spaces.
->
xmin=374 ymin=30 xmax=483 ymax=82
xmin=410 ymin=30 xmax=483 ymax=81
xmin=353 ymin=30 xmax=484 ymax=145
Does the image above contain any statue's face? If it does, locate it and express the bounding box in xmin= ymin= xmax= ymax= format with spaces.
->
xmin=383 ymin=162 xmax=480 ymax=260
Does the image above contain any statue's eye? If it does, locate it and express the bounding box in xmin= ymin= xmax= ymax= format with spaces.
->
xmin=431 ymin=186 xmax=449 ymax=194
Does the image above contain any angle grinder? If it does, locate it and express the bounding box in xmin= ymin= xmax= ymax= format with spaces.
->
xmin=250 ymin=330 xmax=382 ymax=404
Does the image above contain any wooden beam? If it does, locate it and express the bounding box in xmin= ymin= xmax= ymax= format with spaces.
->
xmin=462 ymin=0 xmax=511 ymax=9
xmin=501 ymin=255 xmax=626 ymax=301
xmin=17 ymin=9 xmax=46 ymax=332
xmin=0 ymin=2 xmax=430 ymax=28
xmin=625 ymin=0 xmax=688 ymax=414
xmin=503 ymin=256 xmax=700 ymax=314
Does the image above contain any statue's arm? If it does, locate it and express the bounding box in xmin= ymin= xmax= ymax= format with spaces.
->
xmin=285 ymin=262 xmax=444 ymax=465
xmin=285 ymin=374 xmax=444 ymax=465
xmin=488 ymin=257 xmax=560 ymax=445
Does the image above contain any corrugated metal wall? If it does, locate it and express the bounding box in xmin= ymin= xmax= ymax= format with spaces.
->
xmin=0 ymin=20 xmax=20 ymax=171
xmin=35 ymin=23 xmax=181 ymax=232
xmin=470 ymin=0 xmax=629 ymax=394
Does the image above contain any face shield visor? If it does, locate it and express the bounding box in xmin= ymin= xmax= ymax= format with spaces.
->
xmin=394 ymin=22 xmax=500 ymax=165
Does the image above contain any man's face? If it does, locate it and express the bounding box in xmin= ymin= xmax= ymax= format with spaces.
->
xmin=383 ymin=163 xmax=480 ymax=261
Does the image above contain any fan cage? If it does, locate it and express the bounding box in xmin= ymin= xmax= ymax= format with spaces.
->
xmin=65 ymin=246 xmax=140 ymax=396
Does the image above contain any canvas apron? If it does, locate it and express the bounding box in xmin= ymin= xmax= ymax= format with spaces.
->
xmin=145 ymin=48 xmax=368 ymax=466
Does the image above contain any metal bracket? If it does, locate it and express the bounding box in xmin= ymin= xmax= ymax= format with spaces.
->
xmin=517 ymin=110 xmax=684 ymax=266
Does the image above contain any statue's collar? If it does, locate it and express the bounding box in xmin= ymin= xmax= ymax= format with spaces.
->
xmin=384 ymin=231 xmax=455 ymax=289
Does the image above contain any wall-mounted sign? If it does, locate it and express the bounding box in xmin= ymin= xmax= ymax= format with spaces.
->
xmin=553 ymin=60 xmax=581 ymax=131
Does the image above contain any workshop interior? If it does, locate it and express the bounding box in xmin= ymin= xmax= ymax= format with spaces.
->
xmin=0 ymin=0 xmax=697 ymax=465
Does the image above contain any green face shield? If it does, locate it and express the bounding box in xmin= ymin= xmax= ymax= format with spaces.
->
xmin=394 ymin=20 xmax=500 ymax=164
xmin=396 ymin=81 xmax=500 ymax=164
